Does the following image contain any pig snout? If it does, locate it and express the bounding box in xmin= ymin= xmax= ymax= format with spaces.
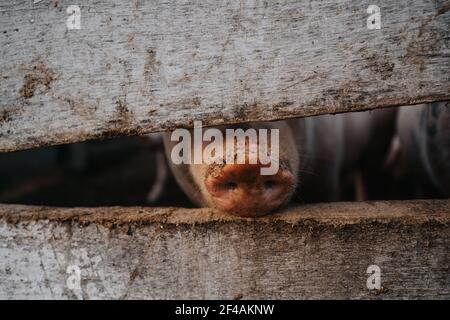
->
xmin=204 ymin=162 xmax=295 ymax=217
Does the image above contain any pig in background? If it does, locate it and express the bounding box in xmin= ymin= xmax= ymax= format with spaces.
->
xmin=386 ymin=102 xmax=450 ymax=199
xmin=160 ymin=102 xmax=449 ymax=217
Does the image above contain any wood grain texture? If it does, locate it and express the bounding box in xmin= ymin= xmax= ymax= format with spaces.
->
xmin=0 ymin=199 xmax=449 ymax=299
xmin=0 ymin=0 xmax=449 ymax=152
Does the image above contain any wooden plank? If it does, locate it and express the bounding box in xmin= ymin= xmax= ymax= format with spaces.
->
xmin=0 ymin=0 xmax=449 ymax=152
xmin=0 ymin=199 xmax=449 ymax=299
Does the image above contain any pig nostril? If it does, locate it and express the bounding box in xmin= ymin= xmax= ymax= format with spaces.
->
xmin=264 ymin=180 xmax=276 ymax=189
xmin=223 ymin=181 xmax=237 ymax=190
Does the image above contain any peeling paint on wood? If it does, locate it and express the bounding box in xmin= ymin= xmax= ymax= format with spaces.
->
xmin=0 ymin=0 xmax=449 ymax=152
xmin=0 ymin=200 xmax=449 ymax=299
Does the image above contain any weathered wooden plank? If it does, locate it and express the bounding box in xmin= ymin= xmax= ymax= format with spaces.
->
xmin=0 ymin=200 xmax=449 ymax=299
xmin=0 ymin=0 xmax=449 ymax=152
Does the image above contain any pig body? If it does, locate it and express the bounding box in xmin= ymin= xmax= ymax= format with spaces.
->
xmin=394 ymin=102 xmax=450 ymax=197
xmin=163 ymin=109 xmax=396 ymax=216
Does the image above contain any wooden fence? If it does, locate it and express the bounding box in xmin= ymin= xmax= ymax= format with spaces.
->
xmin=0 ymin=0 xmax=449 ymax=299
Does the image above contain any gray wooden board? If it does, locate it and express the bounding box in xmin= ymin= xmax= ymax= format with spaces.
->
xmin=0 ymin=199 xmax=449 ymax=299
xmin=0 ymin=0 xmax=449 ymax=152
